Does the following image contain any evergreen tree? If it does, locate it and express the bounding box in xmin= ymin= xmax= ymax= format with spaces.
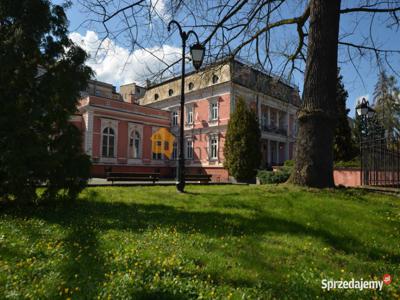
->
xmin=224 ymin=97 xmax=261 ymax=181
xmin=373 ymin=71 xmax=400 ymax=139
xmin=333 ymin=72 xmax=357 ymax=161
xmin=0 ymin=0 xmax=92 ymax=202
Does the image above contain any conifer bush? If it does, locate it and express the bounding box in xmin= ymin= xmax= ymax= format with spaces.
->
xmin=224 ymin=97 xmax=261 ymax=182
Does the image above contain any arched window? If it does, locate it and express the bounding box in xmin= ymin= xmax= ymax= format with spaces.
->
xmin=188 ymin=82 xmax=194 ymax=90
xmin=154 ymin=93 xmax=159 ymax=100
xmin=212 ymin=74 xmax=219 ymax=84
xmin=129 ymin=131 xmax=141 ymax=158
xmin=102 ymin=127 xmax=115 ymax=157
xmin=168 ymin=89 xmax=174 ymax=96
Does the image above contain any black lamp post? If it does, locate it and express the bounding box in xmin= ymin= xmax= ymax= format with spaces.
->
xmin=356 ymin=97 xmax=376 ymax=185
xmin=356 ymin=97 xmax=375 ymax=134
xmin=168 ymin=20 xmax=205 ymax=192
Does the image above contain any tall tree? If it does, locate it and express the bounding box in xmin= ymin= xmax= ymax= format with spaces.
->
xmin=224 ymin=97 xmax=261 ymax=181
xmin=373 ymin=71 xmax=400 ymax=139
xmin=79 ymin=0 xmax=400 ymax=187
xmin=288 ymin=1 xmax=340 ymax=186
xmin=0 ymin=0 xmax=92 ymax=202
xmin=333 ymin=71 xmax=357 ymax=162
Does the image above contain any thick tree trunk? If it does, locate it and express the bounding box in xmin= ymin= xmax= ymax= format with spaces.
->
xmin=289 ymin=0 xmax=341 ymax=187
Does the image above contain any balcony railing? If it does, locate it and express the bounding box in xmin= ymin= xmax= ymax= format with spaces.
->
xmin=261 ymin=125 xmax=287 ymax=136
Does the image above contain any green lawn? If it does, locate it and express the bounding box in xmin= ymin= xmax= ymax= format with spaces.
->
xmin=0 ymin=185 xmax=399 ymax=299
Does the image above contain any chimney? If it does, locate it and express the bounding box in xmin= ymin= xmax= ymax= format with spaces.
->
xmin=129 ymin=93 xmax=137 ymax=104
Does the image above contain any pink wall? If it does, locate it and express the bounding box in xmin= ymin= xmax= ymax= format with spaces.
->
xmin=117 ymin=121 xmax=128 ymax=163
xmin=187 ymin=94 xmax=230 ymax=164
xmin=92 ymin=117 xmax=101 ymax=158
xmin=333 ymin=169 xmax=361 ymax=187
xmin=142 ymin=125 xmax=153 ymax=161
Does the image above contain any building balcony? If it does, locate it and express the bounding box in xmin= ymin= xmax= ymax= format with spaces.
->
xmin=261 ymin=125 xmax=287 ymax=136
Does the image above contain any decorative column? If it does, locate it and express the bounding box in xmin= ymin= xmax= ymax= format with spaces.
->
xmin=276 ymin=110 xmax=279 ymax=128
xmin=286 ymin=113 xmax=290 ymax=136
xmin=268 ymin=107 xmax=271 ymax=126
xmin=83 ymin=110 xmax=94 ymax=156
xmin=268 ymin=139 xmax=271 ymax=164
xmin=285 ymin=142 xmax=290 ymax=161
xmin=276 ymin=142 xmax=279 ymax=165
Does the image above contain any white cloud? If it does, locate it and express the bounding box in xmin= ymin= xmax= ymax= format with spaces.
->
xmin=356 ymin=94 xmax=369 ymax=104
xmin=69 ymin=30 xmax=180 ymax=87
xmin=151 ymin=0 xmax=169 ymax=21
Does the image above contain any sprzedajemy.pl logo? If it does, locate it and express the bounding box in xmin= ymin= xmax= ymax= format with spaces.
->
xmin=321 ymin=274 xmax=392 ymax=291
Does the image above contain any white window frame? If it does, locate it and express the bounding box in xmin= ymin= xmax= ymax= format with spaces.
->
xmin=186 ymin=139 xmax=193 ymax=159
xmin=127 ymin=123 xmax=143 ymax=163
xmin=261 ymin=111 xmax=268 ymax=130
xmin=172 ymin=111 xmax=178 ymax=126
xmin=186 ymin=106 xmax=193 ymax=125
xmin=102 ymin=127 xmax=115 ymax=158
xmin=129 ymin=130 xmax=141 ymax=159
xmin=172 ymin=142 xmax=178 ymax=160
xmin=100 ymin=119 xmax=118 ymax=162
xmin=209 ymin=135 xmax=218 ymax=160
xmin=210 ymin=102 xmax=218 ymax=121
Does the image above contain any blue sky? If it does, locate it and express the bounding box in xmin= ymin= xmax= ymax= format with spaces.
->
xmin=57 ymin=1 xmax=400 ymax=116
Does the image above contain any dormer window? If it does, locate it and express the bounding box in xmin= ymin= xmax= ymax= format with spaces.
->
xmin=168 ymin=89 xmax=174 ymax=96
xmin=154 ymin=93 xmax=159 ymax=100
xmin=188 ymin=82 xmax=194 ymax=90
xmin=212 ymin=74 xmax=219 ymax=84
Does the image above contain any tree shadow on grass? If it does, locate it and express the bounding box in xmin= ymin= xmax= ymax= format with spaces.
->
xmin=2 ymin=192 xmax=399 ymax=299
xmin=4 ymin=195 xmax=399 ymax=266
xmin=53 ymin=221 xmax=107 ymax=299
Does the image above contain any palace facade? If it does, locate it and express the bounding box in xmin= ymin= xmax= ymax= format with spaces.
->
xmin=74 ymin=59 xmax=301 ymax=181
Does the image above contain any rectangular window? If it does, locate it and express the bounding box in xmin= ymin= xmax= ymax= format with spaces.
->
xmin=172 ymin=142 xmax=178 ymax=160
xmin=210 ymin=102 xmax=218 ymax=120
xmin=261 ymin=111 xmax=268 ymax=130
xmin=210 ymin=136 xmax=218 ymax=160
xmin=152 ymin=152 xmax=162 ymax=160
xmin=186 ymin=107 xmax=193 ymax=124
xmin=172 ymin=111 xmax=178 ymax=126
xmin=152 ymin=140 xmax=163 ymax=160
xmin=102 ymin=138 xmax=108 ymax=157
xmin=109 ymin=137 xmax=114 ymax=157
xmin=270 ymin=110 xmax=277 ymax=129
xmin=186 ymin=140 xmax=193 ymax=159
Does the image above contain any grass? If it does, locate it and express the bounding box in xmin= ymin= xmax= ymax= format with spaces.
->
xmin=0 ymin=185 xmax=399 ymax=299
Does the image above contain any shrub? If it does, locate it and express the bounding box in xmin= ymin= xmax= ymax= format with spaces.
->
xmin=334 ymin=158 xmax=361 ymax=168
xmin=257 ymin=168 xmax=291 ymax=184
xmin=284 ymin=160 xmax=294 ymax=167
xmin=224 ymin=97 xmax=261 ymax=181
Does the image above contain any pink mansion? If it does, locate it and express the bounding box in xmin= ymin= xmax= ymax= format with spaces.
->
xmin=72 ymin=59 xmax=301 ymax=181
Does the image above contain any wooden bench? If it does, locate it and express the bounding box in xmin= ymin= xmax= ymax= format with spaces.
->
xmin=184 ymin=174 xmax=212 ymax=183
xmin=106 ymin=172 xmax=160 ymax=184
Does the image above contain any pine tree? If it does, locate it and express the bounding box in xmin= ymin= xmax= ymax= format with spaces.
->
xmin=224 ymin=97 xmax=261 ymax=181
xmin=0 ymin=0 xmax=93 ymax=202
xmin=333 ymin=72 xmax=357 ymax=161
xmin=373 ymin=71 xmax=400 ymax=139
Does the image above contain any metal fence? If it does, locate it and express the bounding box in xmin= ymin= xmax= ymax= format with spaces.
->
xmin=360 ymin=128 xmax=400 ymax=187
